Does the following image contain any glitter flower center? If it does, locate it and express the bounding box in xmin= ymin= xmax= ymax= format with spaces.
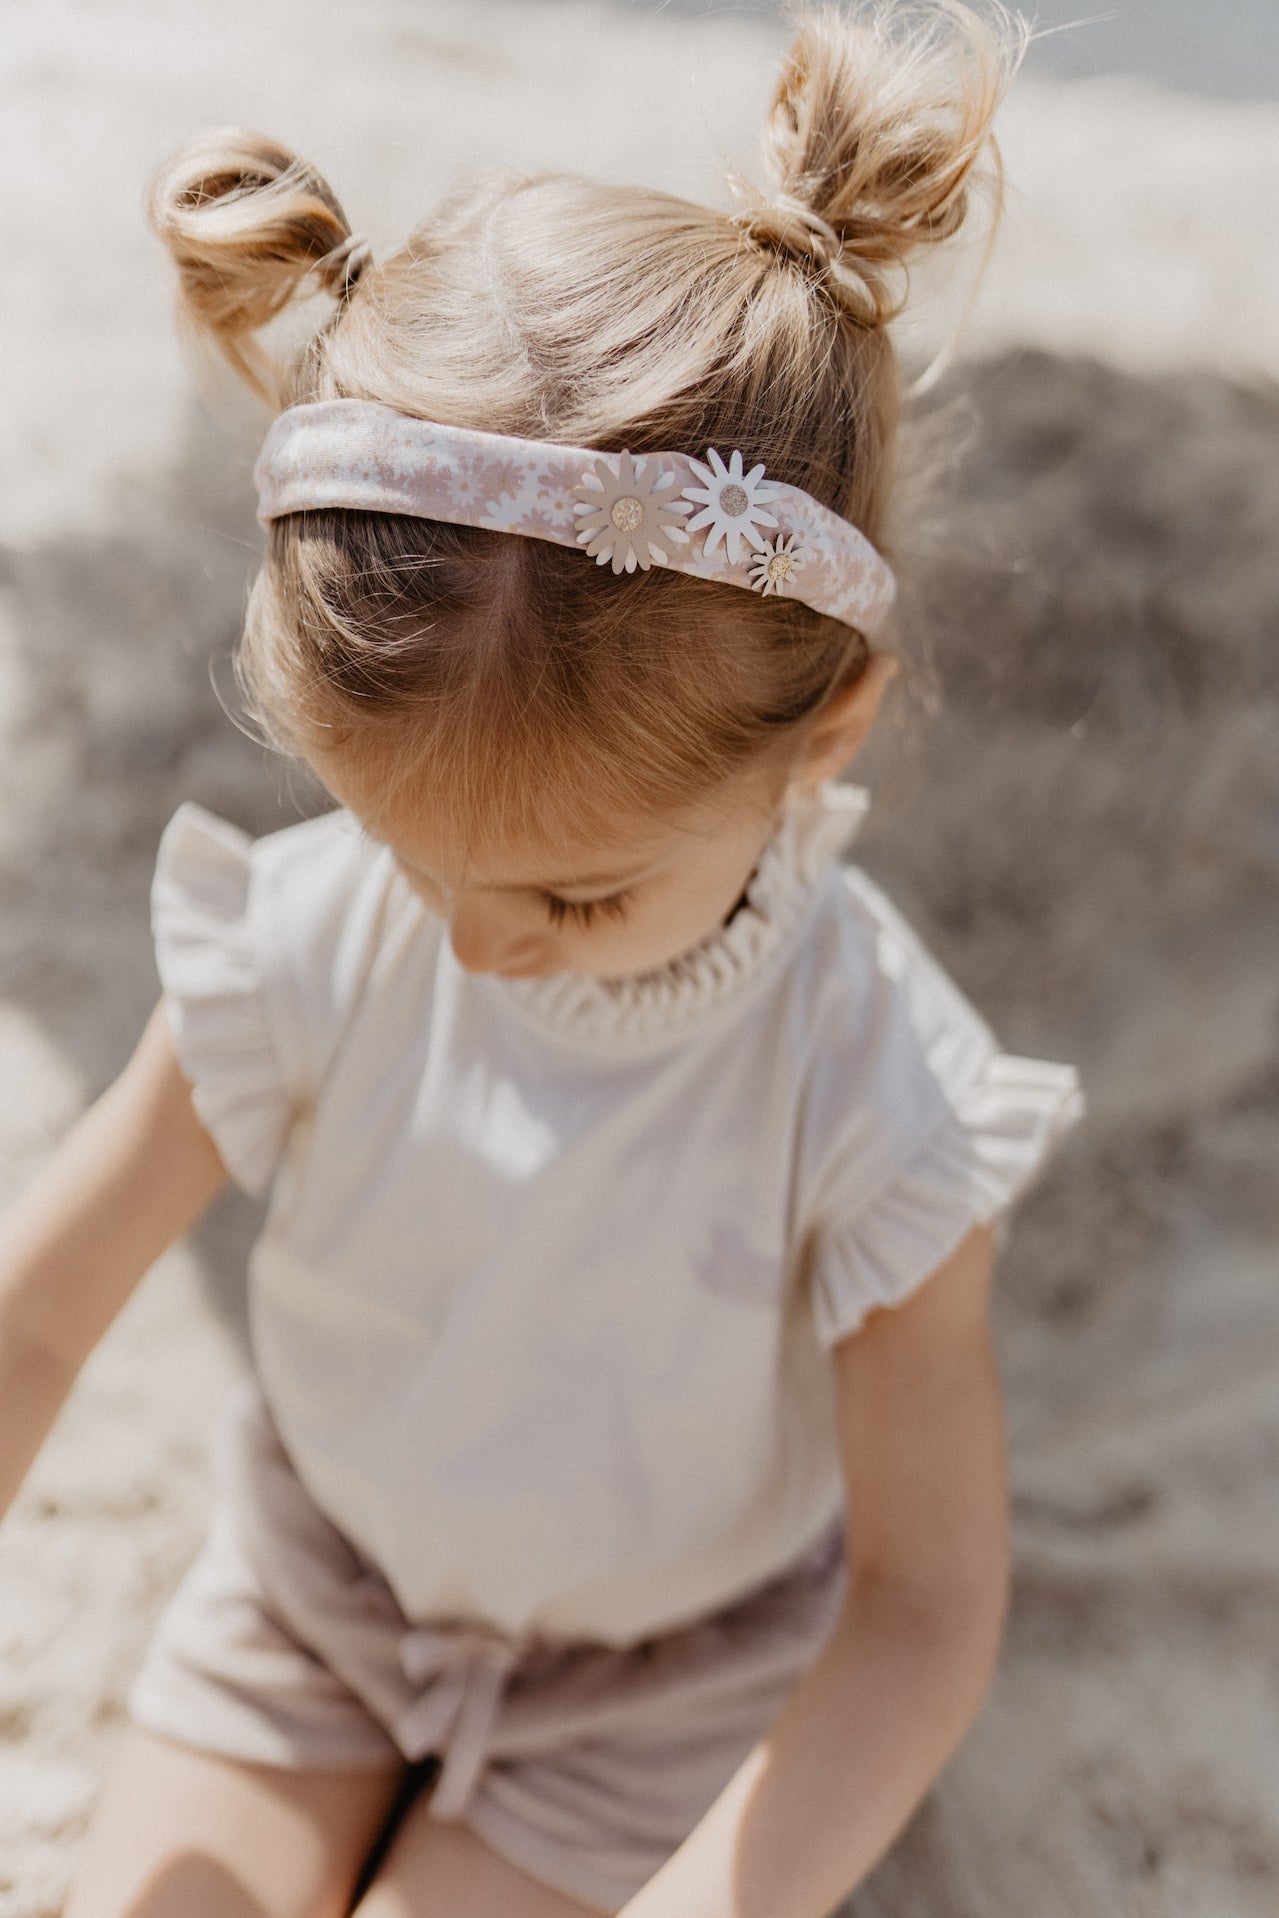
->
xmin=747 ymin=532 xmax=811 ymax=598
xmin=719 ymin=484 xmax=750 ymax=517
xmin=573 ymin=451 xmax=690 ymax=575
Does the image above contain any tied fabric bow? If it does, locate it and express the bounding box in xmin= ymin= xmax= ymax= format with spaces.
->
xmin=395 ymin=1622 xmax=525 ymax=1817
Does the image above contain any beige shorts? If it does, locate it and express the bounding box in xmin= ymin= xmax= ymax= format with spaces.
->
xmin=128 ymin=1377 xmax=846 ymax=1913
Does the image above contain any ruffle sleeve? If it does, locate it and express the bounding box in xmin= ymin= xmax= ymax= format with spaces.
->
xmin=810 ymin=1048 xmax=1084 ymax=1350
xmin=802 ymin=861 xmax=1085 ymax=1352
xmin=151 ymin=802 xmax=299 ymax=1198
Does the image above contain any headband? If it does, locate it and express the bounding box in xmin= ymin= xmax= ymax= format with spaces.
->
xmin=254 ymin=399 xmax=896 ymax=637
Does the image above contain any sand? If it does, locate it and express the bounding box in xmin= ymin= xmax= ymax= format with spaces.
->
xmin=1 ymin=3 xmax=1277 ymax=1912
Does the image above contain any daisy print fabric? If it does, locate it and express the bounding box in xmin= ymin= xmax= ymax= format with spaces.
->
xmin=255 ymin=399 xmax=897 ymax=637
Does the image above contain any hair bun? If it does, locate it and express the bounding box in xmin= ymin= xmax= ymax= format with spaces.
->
xmin=147 ymin=129 xmax=364 ymax=402
xmin=733 ymin=1 xmax=1026 ymax=329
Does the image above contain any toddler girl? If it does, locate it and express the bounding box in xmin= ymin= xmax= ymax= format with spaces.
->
xmin=0 ymin=6 xmax=1083 ymax=1915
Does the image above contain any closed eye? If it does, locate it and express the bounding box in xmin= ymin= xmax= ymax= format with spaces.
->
xmin=541 ymin=890 xmax=633 ymax=929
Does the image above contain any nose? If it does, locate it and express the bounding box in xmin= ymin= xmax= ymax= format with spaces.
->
xmin=447 ymin=898 xmax=547 ymax=977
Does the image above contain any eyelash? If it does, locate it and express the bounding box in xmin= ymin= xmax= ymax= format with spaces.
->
xmin=541 ymin=890 xmax=633 ymax=929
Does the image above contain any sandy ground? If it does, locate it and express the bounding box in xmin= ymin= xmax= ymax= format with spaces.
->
xmin=1 ymin=3 xmax=1277 ymax=1913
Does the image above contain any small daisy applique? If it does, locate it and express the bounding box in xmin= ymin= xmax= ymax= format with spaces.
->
xmin=748 ymin=532 xmax=810 ymax=597
xmin=681 ymin=448 xmax=780 ymax=564
xmin=572 ymin=452 xmax=690 ymax=574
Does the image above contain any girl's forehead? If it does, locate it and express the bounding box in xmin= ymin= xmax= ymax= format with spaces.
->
xmin=307 ymin=738 xmax=782 ymax=886
xmin=373 ymin=794 xmax=757 ymax=891
xmin=389 ymin=813 xmax=659 ymax=889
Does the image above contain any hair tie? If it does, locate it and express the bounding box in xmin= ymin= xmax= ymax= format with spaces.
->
xmin=315 ymin=232 xmax=372 ymax=300
xmin=727 ymin=182 xmax=883 ymax=328
xmin=737 ymin=193 xmax=842 ymax=271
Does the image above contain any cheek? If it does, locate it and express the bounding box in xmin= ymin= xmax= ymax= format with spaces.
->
xmin=661 ymin=862 xmax=751 ymax=940
xmin=571 ymin=888 xmax=733 ymax=980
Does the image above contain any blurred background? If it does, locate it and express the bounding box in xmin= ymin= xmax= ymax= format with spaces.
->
xmin=1 ymin=4 xmax=1277 ymax=1914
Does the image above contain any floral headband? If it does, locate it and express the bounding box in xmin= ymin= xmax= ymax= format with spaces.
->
xmin=254 ymin=399 xmax=896 ymax=637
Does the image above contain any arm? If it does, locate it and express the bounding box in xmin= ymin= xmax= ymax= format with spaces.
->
xmin=0 ymin=998 xmax=229 ymax=1523
xmin=620 ymin=1221 xmax=1009 ymax=1918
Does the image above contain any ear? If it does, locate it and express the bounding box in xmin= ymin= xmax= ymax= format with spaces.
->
xmin=790 ymin=651 xmax=900 ymax=792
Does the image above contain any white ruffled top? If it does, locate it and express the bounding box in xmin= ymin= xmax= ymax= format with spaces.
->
xmin=150 ymin=780 xmax=1083 ymax=1646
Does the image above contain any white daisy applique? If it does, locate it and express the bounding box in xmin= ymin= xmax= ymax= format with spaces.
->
xmin=681 ymin=448 xmax=780 ymax=565
xmin=747 ymin=532 xmax=811 ymax=598
xmin=572 ymin=452 xmax=690 ymax=574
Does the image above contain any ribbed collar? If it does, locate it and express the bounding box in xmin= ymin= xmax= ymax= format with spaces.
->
xmin=493 ymin=780 xmax=869 ymax=1053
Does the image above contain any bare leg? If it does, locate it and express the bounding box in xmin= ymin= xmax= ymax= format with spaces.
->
xmin=63 ymin=1723 xmax=406 ymax=1918
xmin=352 ymin=1808 xmax=609 ymax=1918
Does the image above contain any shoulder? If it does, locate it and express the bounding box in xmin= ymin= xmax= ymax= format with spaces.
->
xmin=156 ymin=799 xmax=375 ymax=905
xmin=789 ymin=859 xmax=998 ymax=1168
xmin=152 ymin=799 xmax=440 ymax=1111
xmin=156 ymin=799 xmax=401 ymax=953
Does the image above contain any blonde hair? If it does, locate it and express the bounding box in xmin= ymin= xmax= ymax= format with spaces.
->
xmin=148 ymin=2 xmax=1024 ymax=842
